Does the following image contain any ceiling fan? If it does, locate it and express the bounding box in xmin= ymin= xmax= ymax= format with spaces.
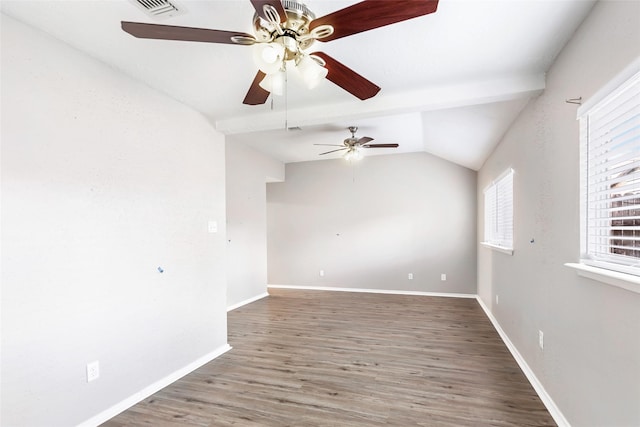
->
xmin=315 ymin=126 xmax=399 ymax=160
xmin=121 ymin=0 xmax=439 ymax=105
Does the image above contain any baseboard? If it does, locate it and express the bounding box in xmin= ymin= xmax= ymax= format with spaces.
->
xmin=77 ymin=343 xmax=232 ymax=427
xmin=267 ymin=284 xmax=476 ymax=299
xmin=475 ymin=297 xmax=570 ymax=427
xmin=227 ymin=292 xmax=269 ymax=312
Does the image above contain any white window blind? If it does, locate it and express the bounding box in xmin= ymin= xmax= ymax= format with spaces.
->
xmin=580 ymin=70 xmax=640 ymax=275
xmin=484 ymin=169 xmax=514 ymax=250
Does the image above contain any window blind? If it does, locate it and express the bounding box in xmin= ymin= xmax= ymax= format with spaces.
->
xmin=580 ymin=70 xmax=640 ymax=273
xmin=484 ymin=169 xmax=514 ymax=249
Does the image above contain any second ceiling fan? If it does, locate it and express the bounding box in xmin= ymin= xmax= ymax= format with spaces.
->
xmin=121 ymin=0 xmax=439 ymax=105
xmin=315 ymin=126 xmax=399 ymax=160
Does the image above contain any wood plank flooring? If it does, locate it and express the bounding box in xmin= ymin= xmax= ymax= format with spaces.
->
xmin=102 ymin=289 xmax=556 ymax=426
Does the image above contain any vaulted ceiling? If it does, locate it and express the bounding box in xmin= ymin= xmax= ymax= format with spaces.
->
xmin=1 ymin=0 xmax=596 ymax=169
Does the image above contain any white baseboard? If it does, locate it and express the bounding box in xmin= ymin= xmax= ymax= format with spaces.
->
xmin=475 ymin=297 xmax=570 ymax=427
xmin=268 ymin=284 xmax=476 ymax=299
xmin=77 ymin=343 xmax=232 ymax=427
xmin=227 ymin=292 xmax=269 ymax=312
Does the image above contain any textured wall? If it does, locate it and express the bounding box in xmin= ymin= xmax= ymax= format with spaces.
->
xmin=226 ymin=140 xmax=284 ymax=308
xmin=1 ymin=15 xmax=228 ymax=426
xmin=477 ymin=1 xmax=640 ymax=425
xmin=267 ymin=152 xmax=477 ymax=294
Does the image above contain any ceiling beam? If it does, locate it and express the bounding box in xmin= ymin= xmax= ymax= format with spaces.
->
xmin=215 ymin=73 xmax=545 ymax=135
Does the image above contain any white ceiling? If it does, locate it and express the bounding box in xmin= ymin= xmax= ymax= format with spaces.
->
xmin=1 ymin=0 xmax=596 ymax=169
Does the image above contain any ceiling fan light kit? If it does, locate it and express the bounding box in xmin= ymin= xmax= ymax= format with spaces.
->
xmin=344 ymin=146 xmax=363 ymax=161
xmin=120 ymin=0 xmax=439 ymax=105
xmin=248 ymin=1 xmax=335 ymax=91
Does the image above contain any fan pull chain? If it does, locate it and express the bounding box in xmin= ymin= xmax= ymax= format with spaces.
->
xmin=284 ymin=63 xmax=289 ymax=130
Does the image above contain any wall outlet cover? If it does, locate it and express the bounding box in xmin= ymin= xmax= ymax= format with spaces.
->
xmin=87 ymin=361 xmax=100 ymax=382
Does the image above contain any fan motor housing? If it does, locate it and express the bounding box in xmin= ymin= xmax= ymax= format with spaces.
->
xmin=344 ymin=137 xmax=357 ymax=147
xmin=252 ymin=0 xmax=316 ymax=52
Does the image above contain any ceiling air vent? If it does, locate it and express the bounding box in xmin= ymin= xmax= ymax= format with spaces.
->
xmin=129 ymin=0 xmax=184 ymax=19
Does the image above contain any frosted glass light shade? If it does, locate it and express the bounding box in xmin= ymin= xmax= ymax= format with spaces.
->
xmin=259 ymin=70 xmax=286 ymax=96
xmin=297 ymin=55 xmax=328 ymax=89
xmin=344 ymin=147 xmax=363 ymax=161
xmin=253 ymin=43 xmax=284 ymax=74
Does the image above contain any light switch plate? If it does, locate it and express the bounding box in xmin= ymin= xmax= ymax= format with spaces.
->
xmin=538 ymin=330 xmax=544 ymax=350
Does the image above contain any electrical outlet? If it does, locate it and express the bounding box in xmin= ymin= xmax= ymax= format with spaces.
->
xmin=538 ymin=330 xmax=544 ymax=350
xmin=319 ymin=270 xmax=324 ymax=277
xmin=441 ymin=273 xmax=447 ymax=281
xmin=87 ymin=361 xmax=100 ymax=382
xmin=496 ymin=294 xmax=499 ymax=305
xmin=408 ymin=273 xmax=413 ymax=280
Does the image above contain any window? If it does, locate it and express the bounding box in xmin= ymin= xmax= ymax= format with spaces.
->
xmin=483 ymin=168 xmax=514 ymax=253
xmin=579 ymin=69 xmax=640 ymax=276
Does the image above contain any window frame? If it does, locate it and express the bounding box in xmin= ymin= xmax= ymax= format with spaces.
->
xmin=482 ymin=168 xmax=514 ymax=254
xmin=574 ymin=58 xmax=640 ymax=286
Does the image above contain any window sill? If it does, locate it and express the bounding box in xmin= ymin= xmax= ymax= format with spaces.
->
xmin=564 ymin=263 xmax=640 ymax=294
xmin=480 ymin=242 xmax=513 ymax=256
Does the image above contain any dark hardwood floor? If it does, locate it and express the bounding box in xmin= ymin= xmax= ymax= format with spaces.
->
xmin=103 ymin=288 xmax=556 ymax=426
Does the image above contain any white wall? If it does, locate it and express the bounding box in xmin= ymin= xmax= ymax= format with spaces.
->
xmin=268 ymin=153 xmax=477 ymax=293
xmin=1 ymin=15 xmax=228 ymax=426
xmin=477 ymin=1 xmax=640 ymax=425
xmin=225 ymin=140 xmax=284 ymax=309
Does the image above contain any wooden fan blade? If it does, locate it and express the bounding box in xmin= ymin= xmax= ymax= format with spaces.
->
xmin=121 ymin=22 xmax=255 ymax=44
xmin=357 ymin=137 xmax=374 ymax=145
xmin=311 ymin=52 xmax=380 ymax=100
xmin=251 ymin=0 xmax=287 ymax=23
xmin=364 ymin=144 xmax=399 ymax=148
xmin=243 ymin=71 xmax=271 ymax=105
xmin=310 ymin=0 xmax=439 ymax=42
xmin=320 ymin=148 xmax=349 ymax=155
